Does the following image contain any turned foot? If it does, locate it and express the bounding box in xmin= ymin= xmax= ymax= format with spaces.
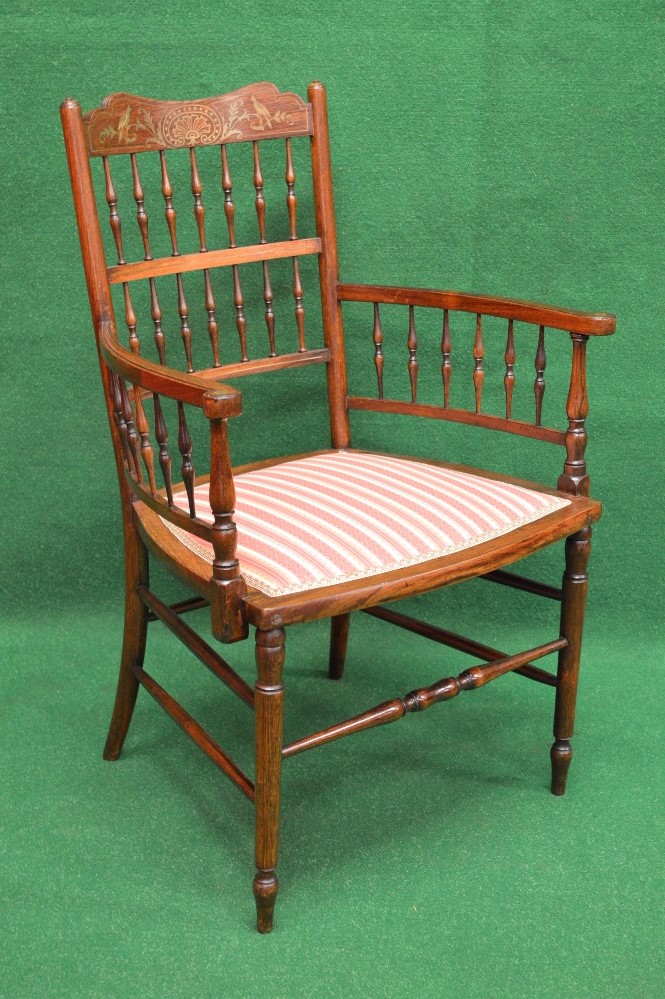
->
xmin=550 ymin=738 xmax=572 ymax=795
xmin=253 ymin=871 xmax=279 ymax=933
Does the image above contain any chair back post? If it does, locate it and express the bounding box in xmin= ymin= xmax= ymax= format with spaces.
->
xmin=60 ymin=99 xmax=130 ymax=499
xmin=557 ymin=333 xmax=590 ymax=496
xmin=308 ymin=81 xmax=350 ymax=449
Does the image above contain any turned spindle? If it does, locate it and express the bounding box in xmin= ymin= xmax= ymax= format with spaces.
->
xmin=473 ymin=313 xmax=484 ymax=413
xmin=123 ymin=284 xmax=139 ymax=354
xmin=160 ymin=151 xmax=179 ymax=255
xmin=253 ymin=142 xmax=276 ymax=356
xmin=102 ymin=157 xmax=125 ymax=264
xmin=177 ymin=402 xmax=196 ymax=516
xmin=407 ymin=305 xmax=418 ymax=403
xmin=153 ymin=393 xmax=174 ymax=505
xmin=130 ymin=154 xmax=152 ymax=260
xmin=189 ymin=148 xmax=207 ymax=251
xmin=285 ymin=139 xmax=306 ymax=351
xmin=176 ymin=274 xmax=194 ymax=372
xmin=285 ymin=138 xmax=297 ymax=238
xmin=534 ymin=325 xmax=546 ymax=426
xmin=149 ymin=278 xmax=166 ymax=364
xmin=132 ymin=389 xmax=158 ymax=496
xmin=372 ymin=303 xmax=384 ymax=399
xmin=504 ymin=319 xmax=515 ymax=419
xmin=221 ymin=145 xmax=236 ymax=247
xmin=204 ymin=271 xmax=221 ymax=366
xmin=119 ymin=377 xmax=142 ymax=481
xmin=441 ymin=309 xmax=451 ymax=408
xmin=109 ymin=370 xmax=132 ymax=469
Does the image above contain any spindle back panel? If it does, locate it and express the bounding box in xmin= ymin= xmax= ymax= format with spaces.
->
xmin=85 ymin=84 xmax=326 ymax=376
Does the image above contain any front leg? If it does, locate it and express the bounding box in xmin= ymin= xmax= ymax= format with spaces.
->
xmin=551 ymin=527 xmax=591 ymax=795
xmin=253 ymin=627 xmax=285 ymax=932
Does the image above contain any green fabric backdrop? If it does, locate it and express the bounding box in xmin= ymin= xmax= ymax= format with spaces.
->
xmin=1 ymin=1 xmax=663 ymax=996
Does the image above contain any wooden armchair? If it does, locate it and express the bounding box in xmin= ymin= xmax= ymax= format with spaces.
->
xmin=61 ymin=81 xmax=615 ymax=933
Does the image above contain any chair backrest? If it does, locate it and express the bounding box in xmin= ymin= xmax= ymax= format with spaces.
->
xmin=61 ymin=81 xmax=350 ymax=451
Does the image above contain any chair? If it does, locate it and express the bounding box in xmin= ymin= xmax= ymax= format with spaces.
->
xmin=61 ymin=81 xmax=615 ymax=933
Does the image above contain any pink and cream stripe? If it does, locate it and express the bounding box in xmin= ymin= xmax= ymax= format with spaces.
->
xmin=161 ymin=451 xmax=570 ymax=597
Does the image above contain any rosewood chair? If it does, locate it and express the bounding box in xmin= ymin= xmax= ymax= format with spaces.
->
xmin=61 ymin=81 xmax=615 ymax=933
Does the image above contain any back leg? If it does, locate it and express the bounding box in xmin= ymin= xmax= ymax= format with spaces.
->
xmin=328 ymin=613 xmax=350 ymax=680
xmin=103 ymin=521 xmax=149 ymax=760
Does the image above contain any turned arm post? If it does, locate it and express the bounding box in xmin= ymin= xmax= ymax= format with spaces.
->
xmin=204 ymin=394 xmax=248 ymax=643
xmin=558 ymin=333 xmax=590 ymax=497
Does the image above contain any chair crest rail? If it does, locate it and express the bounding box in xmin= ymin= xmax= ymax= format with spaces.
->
xmin=84 ymin=84 xmax=312 ymax=156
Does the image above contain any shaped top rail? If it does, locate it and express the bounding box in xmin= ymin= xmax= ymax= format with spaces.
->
xmin=84 ymin=83 xmax=312 ymax=156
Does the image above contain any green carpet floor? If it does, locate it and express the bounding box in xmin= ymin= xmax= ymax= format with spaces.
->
xmin=2 ymin=600 xmax=663 ymax=998
xmin=1 ymin=0 xmax=663 ymax=995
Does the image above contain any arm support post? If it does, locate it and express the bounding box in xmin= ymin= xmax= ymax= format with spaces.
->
xmin=558 ymin=333 xmax=590 ymax=496
xmin=206 ymin=409 xmax=248 ymax=643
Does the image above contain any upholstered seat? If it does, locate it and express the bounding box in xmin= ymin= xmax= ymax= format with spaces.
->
xmin=162 ymin=451 xmax=570 ymax=597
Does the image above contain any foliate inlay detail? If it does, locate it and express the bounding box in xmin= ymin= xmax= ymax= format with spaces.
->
xmin=85 ymin=85 xmax=311 ymax=156
xmin=162 ymin=106 xmax=224 ymax=147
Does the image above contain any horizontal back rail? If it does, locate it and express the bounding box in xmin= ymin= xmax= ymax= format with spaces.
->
xmin=85 ymin=84 xmax=312 ymax=156
xmin=107 ymin=238 xmax=321 ymax=284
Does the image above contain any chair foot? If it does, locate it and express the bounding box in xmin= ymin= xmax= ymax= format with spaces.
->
xmin=329 ymin=613 xmax=350 ymax=680
xmin=253 ymin=871 xmax=279 ymax=933
xmin=550 ymin=738 xmax=572 ymax=795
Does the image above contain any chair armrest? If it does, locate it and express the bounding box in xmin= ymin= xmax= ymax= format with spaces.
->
xmin=337 ymin=283 xmax=616 ymax=336
xmin=98 ymin=319 xmax=242 ymax=419
xmin=337 ymin=282 xmax=616 ymax=497
xmin=99 ymin=319 xmax=248 ymax=642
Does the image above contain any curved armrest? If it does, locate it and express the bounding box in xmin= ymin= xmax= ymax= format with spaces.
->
xmin=98 ymin=320 xmax=242 ymax=419
xmin=337 ymin=283 xmax=616 ymax=336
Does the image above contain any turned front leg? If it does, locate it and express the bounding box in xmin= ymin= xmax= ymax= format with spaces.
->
xmin=253 ymin=627 xmax=285 ymax=933
xmin=551 ymin=527 xmax=591 ymax=795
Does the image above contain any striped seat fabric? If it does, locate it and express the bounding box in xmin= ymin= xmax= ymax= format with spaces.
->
xmin=164 ymin=451 xmax=569 ymax=597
